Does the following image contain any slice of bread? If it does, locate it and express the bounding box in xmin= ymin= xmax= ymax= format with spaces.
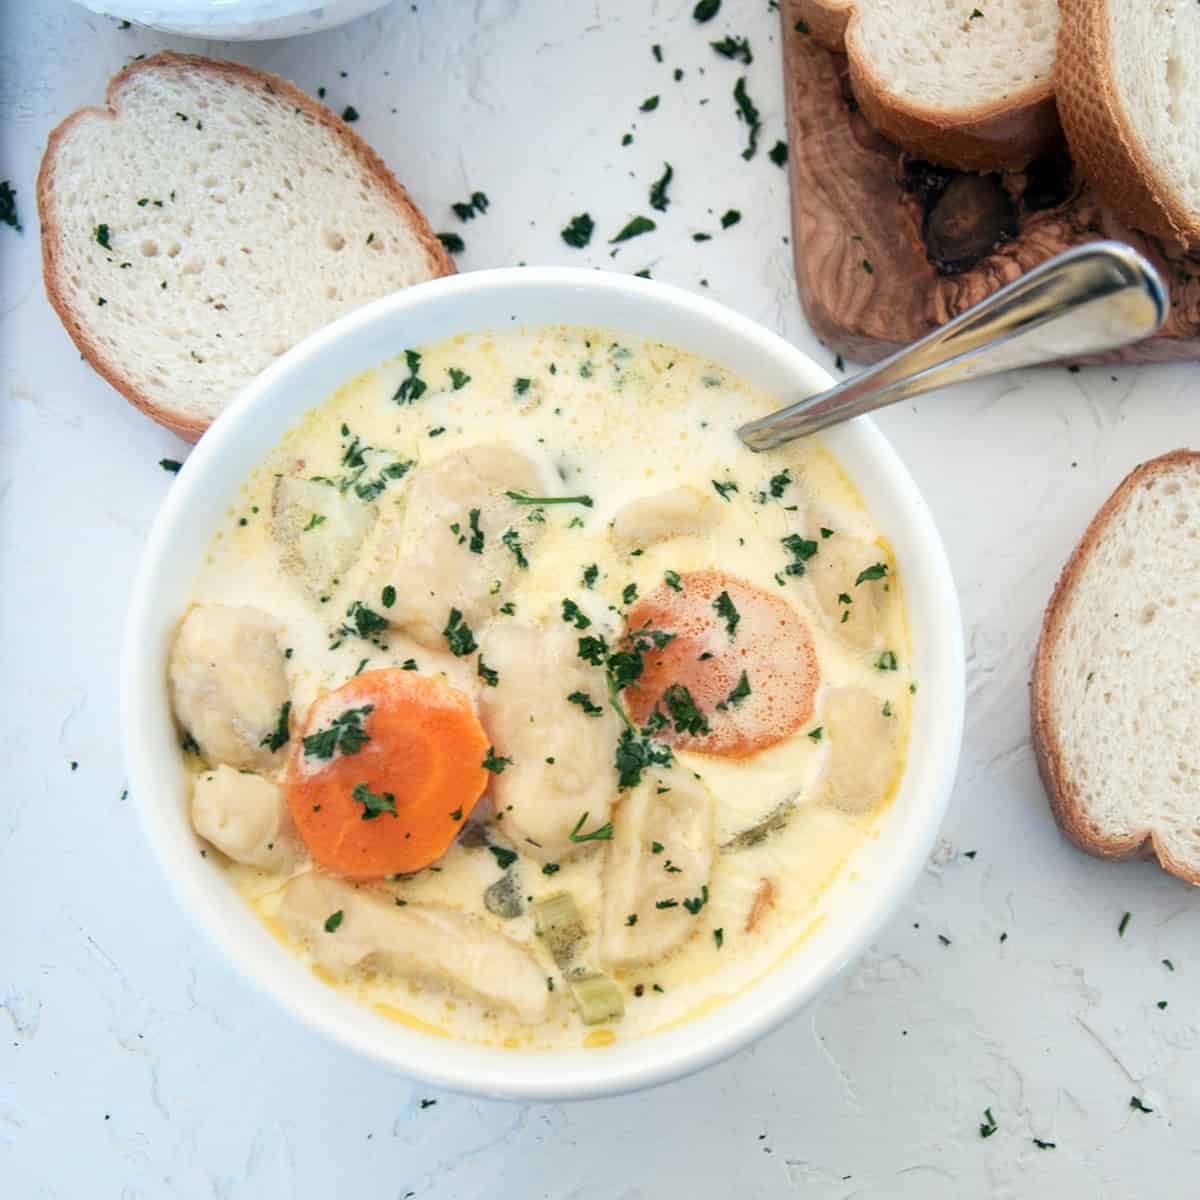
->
xmin=1032 ymin=450 xmax=1200 ymax=884
xmin=1056 ymin=1 xmax=1200 ymax=249
xmin=793 ymin=0 xmax=1061 ymax=172
xmin=38 ymin=52 xmax=452 ymax=441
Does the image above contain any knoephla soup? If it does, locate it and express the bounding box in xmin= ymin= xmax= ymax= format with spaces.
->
xmin=168 ymin=324 xmax=912 ymax=1049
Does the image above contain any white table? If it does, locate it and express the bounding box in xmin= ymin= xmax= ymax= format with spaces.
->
xmin=3 ymin=3 xmax=1197 ymax=1196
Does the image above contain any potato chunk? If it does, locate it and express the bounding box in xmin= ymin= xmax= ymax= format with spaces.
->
xmin=279 ymin=873 xmax=551 ymax=1023
xmin=599 ymin=766 xmax=715 ymax=969
xmin=360 ymin=442 xmax=549 ymax=649
xmin=477 ymin=623 xmax=622 ymax=861
xmin=273 ymin=476 xmax=376 ymax=601
xmin=191 ymin=765 xmax=301 ymax=871
xmin=803 ymin=533 xmax=894 ymax=650
xmin=820 ymin=687 xmax=900 ymax=813
xmin=169 ymin=604 xmax=290 ymax=771
xmin=609 ymin=485 xmax=720 ymax=552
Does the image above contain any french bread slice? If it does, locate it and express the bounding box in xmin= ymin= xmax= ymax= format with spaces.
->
xmin=1032 ymin=450 xmax=1200 ymax=884
xmin=38 ymin=52 xmax=452 ymax=441
xmin=793 ymin=0 xmax=1061 ymax=172
xmin=1056 ymin=0 xmax=1200 ymax=249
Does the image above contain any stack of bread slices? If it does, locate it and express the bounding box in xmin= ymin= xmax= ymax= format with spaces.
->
xmin=797 ymin=0 xmax=1200 ymax=248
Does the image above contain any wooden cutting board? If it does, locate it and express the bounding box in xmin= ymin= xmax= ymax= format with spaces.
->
xmin=779 ymin=0 xmax=1200 ymax=365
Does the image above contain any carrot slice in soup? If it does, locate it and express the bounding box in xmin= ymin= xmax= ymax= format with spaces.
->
xmin=624 ymin=570 xmax=819 ymax=758
xmin=286 ymin=669 xmax=489 ymax=879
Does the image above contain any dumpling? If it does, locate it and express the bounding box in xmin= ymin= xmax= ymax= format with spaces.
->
xmin=273 ymin=476 xmax=377 ymax=601
xmin=609 ymin=485 xmax=720 ymax=552
xmin=477 ymin=622 xmax=622 ymax=862
xmin=802 ymin=531 xmax=895 ymax=650
xmin=599 ymin=766 xmax=715 ymax=969
xmin=279 ymin=873 xmax=551 ymax=1023
xmin=191 ymin=765 xmax=302 ymax=871
xmin=357 ymin=442 xmax=549 ymax=649
xmin=169 ymin=604 xmax=290 ymax=771
xmin=820 ymin=686 xmax=900 ymax=813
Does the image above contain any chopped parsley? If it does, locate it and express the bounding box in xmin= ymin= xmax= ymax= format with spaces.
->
xmin=768 ymin=469 xmax=791 ymax=498
xmin=542 ymin=862 xmax=560 ymax=876
xmin=1130 ymin=1096 xmax=1153 ymax=1114
xmin=561 ymin=598 xmax=591 ymax=629
xmin=436 ymin=232 xmax=465 ymax=253
xmin=501 ymin=527 xmax=529 ymax=568
xmin=451 ymin=191 xmax=489 ymax=221
xmin=626 ymin=914 xmax=638 ymax=926
xmin=443 ymin=608 xmax=478 ymax=656
xmin=622 ymin=582 xmax=638 ymax=606
xmin=683 ymin=885 xmax=709 ymax=915
xmin=712 ymin=479 xmax=739 ymax=501
xmin=324 ymin=910 xmax=344 ymax=933
xmin=979 ymin=1108 xmax=998 ymax=1139
xmin=489 ymin=845 xmax=518 ymax=870
xmin=260 ymin=702 xmax=292 ymax=751
xmin=720 ymin=209 xmax=741 ymax=229
xmin=567 ymin=690 xmax=604 ymax=716
xmin=94 ymin=223 xmax=112 ymax=249
xmin=352 ymin=781 xmax=397 ymax=820
xmin=477 ymin=656 xmax=499 ymax=687
xmin=1032 ymin=1138 xmax=1056 ymax=1150
xmin=722 ymin=671 xmax=751 ymax=708
xmin=855 ymin=562 xmax=888 ymax=585
xmin=649 ymin=162 xmax=674 ymax=212
xmin=505 ymin=491 xmax=594 ymax=507
xmin=159 ymin=458 xmax=182 ymax=473
xmin=0 ymin=181 xmax=20 ymax=231
xmin=577 ymin=635 xmax=609 ymax=666
xmin=610 ymin=215 xmax=656 ymax=243
xmin=582 ymin=563 xmax=600 ymax=589
xmin=693 ymin=0 xmax=720 ymax=20
xmin=614 ymin=727 xmax=672 ymax=790
xmin=331 ymin=600 xmax=389 ymax=648
xmin=303 ymin=705 xmax=375 ymax=760
xmin=448 ymin=366 xmax=471 ymax=390
xmin=808 ymin=726 xmax=823 ymax=741
xmin=1118 ymin=911 xmax=1131 ymax=937
xmin=662 ymin=684 xmax=710 ymax=736
xmin=341 ymin=105 xmax=359 ymax=122
xmin=781 ymin=533 xmax=819 ymax=576
xmin=514 ymin=377 xmax=531 ymax=397
xmin=393 ymin=349 xmax=428 ymax=404
xmin=303 ymin=513 xmax=326 ymax=532
xmin=711 ymin=35 xmax=752 ymax=63
xmin=569 ymin=812 xmax=614 ymax=842
xmin=381 ymin=585 xmax=397 ymax=609
xmin=467 ymin=507 xmax=485 ymax=554
xmin=481 ymin=747 xmax=512 ymax=773
xmin=561 ymin=213 xmax=595 ymax=248
xmin=768 ymin=140 xmax=788 ymax=167
xmin=713 ymin=589 xmax=740 ymax=638
xmin=733 ymin=77 xmax=761 ymax=160
xmin=640 ymin=96 xmax=660 ymax=112
xmin=664 ymin=569 xmax=683 ymax=592
xmin=713 ymin=927 xmax=724 ymax=949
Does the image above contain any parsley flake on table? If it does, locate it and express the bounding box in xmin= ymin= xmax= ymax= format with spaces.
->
xmin=769 ymin=140 xmax=788 ymax=167
xmin=562 ymin=213 xmax=594 ymax=248
xmin=979 ymin=1107 xmax=998 ymax=1138
xmin=649 ymin=162 xmax=674 ymax=212
xmin=610 ymin=215 xmax=656 ymax=243
xmin=501 ymin=527 xmax=529 ymax=568
xmin=1130 ymin=1096 xmax=1153 ymax=1113
xmin=693 ymin=0 xmax=721 ymax=20
xmin=640 ymin=95 xmax=660 ymax=112
xmin=720 ymin=209 xmax=741 ymax=229
xmin=732 ymin=77 xmax=761 ymax=160
xmin=95 ymin=223 xmax=112 ymax=249
xmin=436 ymin=232 xmax=464 ymax=253
xmin=160 ymin=458 xmax=182 ymax=473
xmin=451 ymin=191 xmax=489 ymax=221
xmin=711 ymin=35 xmax=752 ymax=64
xmin=0 ymin=181 xmax=21 ymax=232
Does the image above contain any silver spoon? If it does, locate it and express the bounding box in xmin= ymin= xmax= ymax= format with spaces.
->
xmin=737 ymin=241 xmax=1168 ymax=452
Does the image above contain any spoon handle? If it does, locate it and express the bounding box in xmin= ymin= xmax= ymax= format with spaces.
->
xmin=737 ymin=241 xmax=1168 ymax=452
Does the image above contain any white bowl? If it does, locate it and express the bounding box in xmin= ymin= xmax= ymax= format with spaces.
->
xmin=121 ymin=267 xmax=964 ymax=1101
xmin=75 ymin=0 xmax=390 ymax=40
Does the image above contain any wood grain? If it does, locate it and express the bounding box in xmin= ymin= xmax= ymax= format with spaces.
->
xmin=781 ymin=0 xmax=1200 ymax=364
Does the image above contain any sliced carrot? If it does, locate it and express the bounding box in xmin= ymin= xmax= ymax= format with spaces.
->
xmin=624 ymin=569 xmax=819 ymax=758
xmin=286 ymin=669 xmax=489 ymax=879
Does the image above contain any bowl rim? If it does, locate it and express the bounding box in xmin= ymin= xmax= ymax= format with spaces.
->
xmin=121 ymin=266 xmax=964 ymax=1101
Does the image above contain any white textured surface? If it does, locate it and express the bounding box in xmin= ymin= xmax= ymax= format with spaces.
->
xmin=2 ymin=3 xmax=1198 ymax=1196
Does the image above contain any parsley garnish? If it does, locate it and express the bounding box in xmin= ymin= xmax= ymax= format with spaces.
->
xmin=436 ymin=232 xmax=464 ymax=253
xmin=303 ymin=704 xmax=374 ymax=760
xmin=482 ymin=747 xmax=512 ymax=773
xmin=501 ymin=527 xmax=528 ymax=568
xmin=567 ymin=690 xmax=604 ymax=717
xmin=542 ymin=862 xmax=560 ymax=876
xmin=489 ymin=845 xmax=518 ymax=870
xmin=95 ymin=223 xmax=112 ymax=249
xmin=1032 ymin=1138 xmax=1056 ymax=1150
xmin=856 ymin=562 xmax=888 ymax=585
xmin=732 ymin=77 xmax=761 ymax=160
xmin=768 ymin=469 xmax=791 ymax=498
xmin=711 ymin=35 xmax=752 ymax=63
xmin=341 ymin=105 xmax=359 ymax=122
xmin=693 ymin=0 xmax=720 ymax=20
xmin=0 ymin=181 xmax=21 ymax=232
xmin=768 ymin=140 xmax=788 ymax=167
xmin=664 ymin=569 xmax=683 ymax=591
xmin=324 ymin=910 xmax=344 ymax=933
xmin=352 ymin=782 xmax=397 ymax=820
xmin=505 ymin=491 xmax=593 ymax=507
xmin=781 ymin=533 xmax=819 ymax=576
xmin=656 ymin=899 xmax=678 ymax=910
xmin=723 ymin=671 xmax=751 ymax=707
xmin=614 ymin=727 xmax=673 ymax=790
xmin=1118 ymin=911 xmax=1131 ymax=937
xmin=682 ymin=885 xmax=709 ymax=914
xmin=393 ymin=349 xmax=427 ymax=404
xmin=561 ymin=598 xmax=591 ymax=629
xmin=478 ymin=657 xmax=499 ymax=687
xmin=662 ymin=684 xmax=710 ymax=736
xmin=582 ymin=563 xmax=600 ymax=589
xmin=331 ymin=600 xmax=389 ymax=648
xmin=713 ymin=589 xmax=740 ymax=638
xmin=513 ymin=377 xmax=531 ymax=397
xmin=649 ymin=162 xmax=674 ymax=212
xmin=712 ymin=479 xmax=739 ymax=501
xmin=160 ymin=458 xmax=182 ymax=473
xmin=303 ymin=513 xmax=326 ymax=532
xmin=561 ymin=213 xmax=594 ymax=248
xmin=622 ymin=582 xmax=638 ymax=606
xmin=578 ymin=635 xmax=610 ymax=666
xmin=467 ymin=507 xmax=485 ymax=553
xmin=448 ymin=366 xmax=471 ymax=390
xmin=979 ymin=1108 xmax=998 ymax=1138
xmin=876 ymin=650 xmax=898 ymax=671
xmin=610 ymin=215 xmax=656 ymax=243
xmin=713 ymin=927 xmax=724 ymax=948
xmin=260 ymin=701 xmax=291 ymax=752
xmin=451 ymin=192 xmax=489 ymax=221
xmin=808 ymin=727 xmax=823 ymax=741
xmin=720 ymin=209 xmax=741 ymax=229
xmin=569 ymin=812 xmax=613 ymax=842
xmin=443 ymin=608 xmax=478 ymax=656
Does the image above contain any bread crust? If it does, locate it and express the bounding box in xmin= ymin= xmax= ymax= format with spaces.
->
xmin=1055 ymin=0 xmax=1200 ymax=250
xmin=1031 ymin=449 xmax=1200 ymax=884
xmin=796 ymin=0 xmax=1061 ymax=171
xmin=37 ymin=51 xmax=454 ymax=443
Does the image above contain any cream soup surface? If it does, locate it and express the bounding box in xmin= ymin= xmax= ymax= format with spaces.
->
xmin=174 ymin=324 xmax=912 ymax=1050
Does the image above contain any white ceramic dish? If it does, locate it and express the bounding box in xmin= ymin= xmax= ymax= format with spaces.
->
xmin=121 ymin=267 xmax=965 ymax=1101
xmin=75 ymin=0 xmax=390 ymax=40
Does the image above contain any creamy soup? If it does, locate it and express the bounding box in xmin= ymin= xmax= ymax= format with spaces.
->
xmin=170 ymin=324 xmax=912 ymax=1050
